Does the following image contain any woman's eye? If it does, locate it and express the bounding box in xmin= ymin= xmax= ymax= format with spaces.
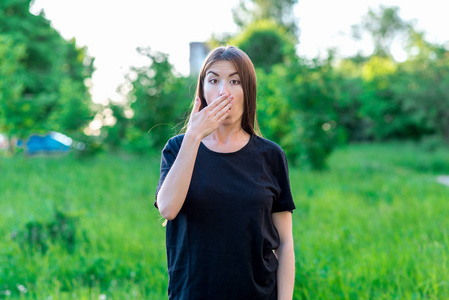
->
xmin=230 ymin=80 xmax=240 ymax=85
xmin=209 ymin=79 xmax=218 ymax=84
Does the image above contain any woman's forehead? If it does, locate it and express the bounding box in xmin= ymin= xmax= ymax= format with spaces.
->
xmin=206 ymin=60 xmax=238 ymax=75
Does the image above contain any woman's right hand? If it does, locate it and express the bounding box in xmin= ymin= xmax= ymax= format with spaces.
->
xmin=186 ymin=94 xmax=234 ymax=139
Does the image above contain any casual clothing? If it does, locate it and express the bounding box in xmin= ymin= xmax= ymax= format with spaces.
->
xmin=155 ymin=134 xmax=295 ymax=300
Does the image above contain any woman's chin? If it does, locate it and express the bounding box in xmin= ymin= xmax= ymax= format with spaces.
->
xmin=221 ymin=115 xmax=243 ymax=128
xmin=221 ymin=119 xmax=232 ymax=126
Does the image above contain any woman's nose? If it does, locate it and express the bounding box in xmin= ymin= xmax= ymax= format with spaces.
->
xmin=219 ymin=83 xmax=229 ymax=95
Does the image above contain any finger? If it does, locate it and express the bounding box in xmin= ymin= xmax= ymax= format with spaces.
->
xmin=188 ymin=97 xmax=201 ymax=128
xmin=191 ymin=96 xmax=201 ymax=115
xmin=211 ymin=95 xmax=234 ymax=115
xmin=205 ymin=93 xmax=229 ymax=111
xmin=214 ymin=99 xmax=234 ymax=120
xmin=216 ymin=103 xmax=232 ymax=123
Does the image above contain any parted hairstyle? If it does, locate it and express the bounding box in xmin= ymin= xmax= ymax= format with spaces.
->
xmin=194 ymin=45 xmax=261 ymax=136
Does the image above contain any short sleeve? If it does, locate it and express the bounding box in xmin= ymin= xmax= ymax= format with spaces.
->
xmin=154 ymin=135 xmax=183 ymax=209
xmin=271 ymin=150 xmax=296 ymax=213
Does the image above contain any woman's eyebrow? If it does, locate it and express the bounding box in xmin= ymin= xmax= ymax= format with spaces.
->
xmin=206 ymin=71 xmax=239 ymax=77
xmin=206 ymin=71 xmax=219 ymax=76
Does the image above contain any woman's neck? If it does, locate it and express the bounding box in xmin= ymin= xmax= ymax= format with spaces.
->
xmin=209 ymin=126 xmax=248 ymax=143
xmin=202 ymin=125 xmax=250 ymax=153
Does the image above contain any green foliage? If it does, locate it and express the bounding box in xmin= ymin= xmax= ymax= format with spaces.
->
xmin=290 ymin=57 xmax=346 ymax=169
xmin=329 ymin=59 xmax=366 ymax=141
xmin=48 ymin=78 xmax=92 ymax=133
xmin=332 ymin=43 xmax=449 ymax=144
xmin=256 ymin=66 xmax=301 ymax=163
xmin=255 ymin=54 xmax=344 ymax=169
xmin=107 ymin=4 xmax=449 ymax=170
xmin=112 ymin=47 xmax=194 ymax=153
xmin=352 ymin=5 xmax=410 ymax=58
xmin=358 ymin=56 xmax=404 ymax=140
xmin=0 ymin=154 xmax=166 ymax=298
xmin=392 ymin=35 xmax=449 ymax=144
xmin=228 ymin=18 xmax=341 ymax=169
xmin=12 ymin=209 xmax=79 ymax=254
xmin=231 ymin=19 xmax=297 ymax=73
xmin=340 ymin=5 xmax=449 ymax=145
xmin=101 ymin=103 xmax=130 ymax=152
xmin=232 ymin=0 xmax=299 ymax=36
xmin=0 ymin=34 xmax=25 ymax=133
xmin=294 ymin=143 xmax=449 ymax=299
xmin=0 ymin=0 xmax=94 ymax=141
xmin=1 ymin=143 xmax=449 ymax=298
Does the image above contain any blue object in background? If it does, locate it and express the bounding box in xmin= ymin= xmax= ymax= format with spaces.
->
xmin=22 ymin=132 xmax=73 ymax=155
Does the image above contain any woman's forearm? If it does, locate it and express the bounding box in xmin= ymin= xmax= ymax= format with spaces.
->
xmin=275 ymin=240 xmax=295 ymax=300
xmin=156 ymin=132 xmax=202 ymax=220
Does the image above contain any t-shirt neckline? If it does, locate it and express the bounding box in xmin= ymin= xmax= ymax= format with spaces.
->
xmin=199 ymin=134 xmax=253 ymax=156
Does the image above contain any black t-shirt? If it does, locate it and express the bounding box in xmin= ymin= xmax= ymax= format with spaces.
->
xmin=155 ymin=134 xmax=295 ymax=300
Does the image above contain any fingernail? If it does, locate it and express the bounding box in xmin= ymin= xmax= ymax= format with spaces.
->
xmin=229 ymin=95 xmax=234 ymax=100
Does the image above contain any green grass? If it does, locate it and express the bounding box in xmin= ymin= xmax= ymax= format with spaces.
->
xmin=1 ymin=142 xmax=449 ymax=299
xmin=293 ymin=142 xmax=449 ymax=299
xmin=0 ymin=152 xmax=167 ymax=299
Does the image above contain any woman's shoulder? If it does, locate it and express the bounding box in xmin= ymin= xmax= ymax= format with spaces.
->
xmin=250 ymin=135 xmax=290 ymax=173
xmin=251 ymin=135 xmax=286 ymax=156
xmin=164 ymin=134 xmax=185 ymax=151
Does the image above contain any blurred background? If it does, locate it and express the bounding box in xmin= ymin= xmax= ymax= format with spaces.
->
xmin=1 ymin=0 xmax=449 ymax=298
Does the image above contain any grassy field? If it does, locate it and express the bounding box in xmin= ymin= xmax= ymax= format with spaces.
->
xmin=1 ymin=142 xmax=449 ymax=299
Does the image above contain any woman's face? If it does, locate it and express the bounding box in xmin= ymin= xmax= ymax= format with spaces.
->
xmin=203 ymin=60 xmax=244 ymax=127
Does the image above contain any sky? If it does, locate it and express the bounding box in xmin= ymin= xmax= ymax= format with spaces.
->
xmin=30 ymin=0 xmax=449 ymax=105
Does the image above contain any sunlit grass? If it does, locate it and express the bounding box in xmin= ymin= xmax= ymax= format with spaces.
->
xmin=1 ymin=142 xmax=449 ymax=299
xmin=293 ymin=142 xmax=449 ymax=299
xmin=0 ymin=152 xmax=167 ymax=299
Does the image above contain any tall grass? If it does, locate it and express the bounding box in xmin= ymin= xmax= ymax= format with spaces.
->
xmin=1 ymin=142 xmax=448 ymax=299
xmin=293 ymin=142 xmax=449 ymax=299
xmin=0 ymin=152 xmax=167 ymax=299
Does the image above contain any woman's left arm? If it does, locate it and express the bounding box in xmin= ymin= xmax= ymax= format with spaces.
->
xmin=272 ymin=211 xmax=295 ymax=300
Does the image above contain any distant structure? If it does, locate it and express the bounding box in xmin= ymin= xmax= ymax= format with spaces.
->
xmin=189 ymin=42 xmax=209 ymax=76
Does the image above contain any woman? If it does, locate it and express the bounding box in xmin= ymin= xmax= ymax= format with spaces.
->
xmin=155 ymin=46 xmax=295 ymax=300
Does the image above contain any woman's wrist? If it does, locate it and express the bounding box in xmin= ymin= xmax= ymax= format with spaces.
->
xmin=184 ymin=131 xmax=203 ymax=146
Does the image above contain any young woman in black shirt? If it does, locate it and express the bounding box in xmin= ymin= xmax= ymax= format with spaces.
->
xmin=156 ymin=46 xmax=295 ymax=300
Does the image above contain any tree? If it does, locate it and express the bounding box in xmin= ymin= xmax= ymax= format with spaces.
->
xmin=117 ymin=47 xmax=193 ymax=153
xmin=232 ymin=0 xmax=299 ymax=37
xmin=0 ymin=0 xmax=94 ymax=142
xmin=255 ymin=52 xmax=345 ymax=169
xmin=348 ymin=7 xmax=449 ymax=143
xmin=358 ymin=56 xmax=401 ymax=140
xmin=330 ymin=58 xmax=366 ymax=142
xmin=256 ymin=65 xmax=301 ymax=164
xmin=332 ymin=55 xmax=430 ymax=143
xmin=392 ymin=33 xmax=449 ymax=144
xmin=230 ymin=19 xmax=297 ymax=73
xmin=227 ymin=5 xmax=342 ymax=168
xmin=352 ymin=5 xmax=410 ymax=58
xmin=0 ymin=35 xmax=25 ymax=136
xmin=290 ymin=55 xmax=346 ymax=169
